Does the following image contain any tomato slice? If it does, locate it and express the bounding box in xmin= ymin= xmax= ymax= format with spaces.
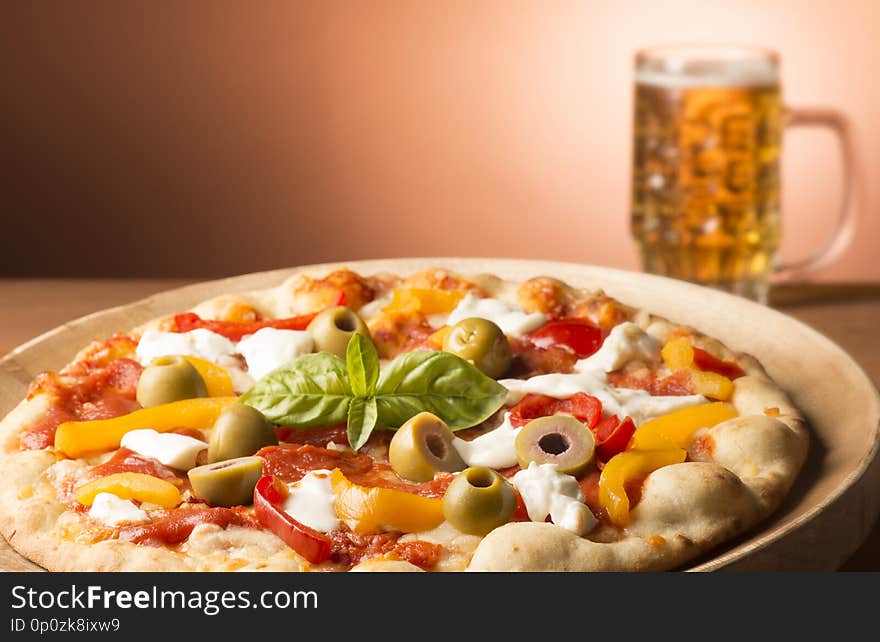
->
xmin=692 ymin=347 xmax=745 ymax=379
xmin=593 ymin=415 xmax=636 ymax=462
xmin=527 ymin=318 xmax=604 ymax=358
xmin=253 ymin=475 xmax=332 ymax=564
xmin=508 ymin=393 xmax=603 ymax=429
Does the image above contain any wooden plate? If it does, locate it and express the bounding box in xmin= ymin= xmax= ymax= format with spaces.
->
xmin=2 ymin=258 xmax=878 ymax=571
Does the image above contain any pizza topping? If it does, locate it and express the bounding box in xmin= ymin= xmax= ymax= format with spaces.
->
xmin=87 ymin=492 xmax=149 ymax=526
xmin=207 ymin=403 xmax=278 ymax=463
xmin=188 ymin=456 xmax=264 ymax=507
xmin=381 ymin=288 xmax=467 ymax=318
xmin=507 ymin=392 xmax=603 ymax=428
xmin=447 ymin=293 xmax=547 ymax=337
xmin=452 ymin=412 xmax=520 ymax=469
xmin=388 ymin=412 xmax=466 ymax=482
xmin=442 ymin=466 xmax=517 ymax=536
xmin=88 ymin=447 xmax=182 ymax=483
xmin=442 ymin=317 xmax=513 ymax=379
xmin=75 ymin=472 xmax=182 ymax=509
xmin=54 ymin=396 xmax=237 ymax=458
xmin=136 ymin=355 xmax=207 ymax=408
xmin=576 ymin=322 xmax=660 ymax=372
xmin=511 ymin=462 xmax=597 ymax=535
xmin=236 ymin=328 xmax=314 ymax=381
xmin=630 ymin=402 xmax=737 ymax=450
xmin=598 ymin=449 xmax=687 ymax=526
xmin=184 ymin=356 xmax=235 ymax=397
xmin=172 ymin=311 xmax=321 ymax=342
xmin=281 ymin=469 xmax=340 ymax=533
xmin=242 ymin=335 xmax=506 ymax=450
xmin=331 ymin=468 xmax=445 ymax=534
xmin=306 ymin=306 xmax=371 ymax=359
xmin=594 ymin=415 xmax=637 ymax=462
xmin=660 ymin=337 xmax=739 ymax=400
xmin=514 ymin=415 xmax=596 ymax=476
xmin=528 ymin=318 xmax=605 ymax=359
xmin=254 ymin=474 xmax=333 ymax=563
xmin=118 ymin=506 xmax=257 ymax=546
xmin=137 ymin=328 xmax=238 ymax=368
xmin=120 ymin=429 xmax=208 ymax=470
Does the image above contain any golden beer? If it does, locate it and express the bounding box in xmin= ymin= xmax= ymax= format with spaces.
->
xmin=631 ymin=48 xmax=784 ymax=301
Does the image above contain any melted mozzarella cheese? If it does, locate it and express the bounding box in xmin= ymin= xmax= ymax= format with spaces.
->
xmin=511 ymin=462 xmax=597 ymax=535
xmin=88 ymin=492 xmax=149 ymax=526
xmin=499 ymin=372 xmax=706 ymax=426
xmin=136 ymin=329 xmax=237 ymax=366
xmin=236 ymin=328 xmax=314 ymax=381
xmin=452 ymin=413 xmax=520 ymax=469
xmin=120 ymin=429 xmax=208 ymax=470
xmin=446 ymin=293 xmax=546 ymax=336
xmin=282 ymin=470 xmax=339 ymax=533
xmin=576 ymin=322 xmax=660 ymax=373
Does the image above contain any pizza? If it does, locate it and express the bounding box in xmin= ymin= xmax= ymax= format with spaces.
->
xmin=0 ymin=267 xmax=809 ymax=572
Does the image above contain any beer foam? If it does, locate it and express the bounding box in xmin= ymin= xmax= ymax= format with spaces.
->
xmin=636 ymin=55 xmax=778 ymax=88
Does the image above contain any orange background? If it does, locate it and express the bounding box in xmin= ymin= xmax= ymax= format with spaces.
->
xmin=2 ymin=1 xmax=877 ymax=279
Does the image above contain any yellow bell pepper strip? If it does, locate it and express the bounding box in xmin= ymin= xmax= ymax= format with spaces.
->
xmin=182 ymin=356 xmax=234 ymax=397
xmin=689 ymin=370 xmax=734 ymax=401
xmin=381 ymin=288 xmax=466 ymax=316
xmin=54 ymin=396 xmax=237 ymax=458
xmin=630 ymin=402 xmax=737 ymax=451
xmin=426 ymin=326 xmax=453 ymax=350
xmin=330 ymin=468 xmax=444 ymax=534
xmin=75 ymin=472 xmax=181 ymax=508
xmin=661 ymin=337 xmax=738 ymax=400
xmin=661 ymin=336 xmax=695 ymax=372
xmin=599 ymin=448 xmax=687 ymax=526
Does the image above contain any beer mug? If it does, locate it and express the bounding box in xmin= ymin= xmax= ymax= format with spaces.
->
xmin=631 ymin=45 xmax=857 ymax=303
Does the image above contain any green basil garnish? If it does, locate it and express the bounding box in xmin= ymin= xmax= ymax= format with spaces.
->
xmin=242 ymin=335 xmax=507 ymax=450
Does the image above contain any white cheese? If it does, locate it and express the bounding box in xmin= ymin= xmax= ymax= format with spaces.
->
xmin=575 ymin=322 xmax=660 ymax=373
xmin=135 ymin=329 xmax=238 ymax=366
xmin=499 ymin=372 xmax=707 ymax=426
xmin=511 ymin=462 xmax=597 ymax=535
xmin=446 ymin=293 xmax=546 ymax=336
xmin=236 ymin=328 xmax=314 ymax=381
xmin=88 ymin=492 xmax=149 ymax=526
xmin=452 ymin=413 xmax=520 ymax=469
xmin=282 ymin=470 xmax=339 ymax=533
xmin=120 ymin=429 xmax=208 ymax=470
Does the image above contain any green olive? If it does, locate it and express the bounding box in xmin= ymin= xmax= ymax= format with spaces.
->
xmin=442 ymin=317 xmax=512 ymax=379
xmin=136 ymin=355 xmax=207 ymax=408
xmin=443 ymin=467 xmax=516 ymax=535
xmin=188 ymin=456 xmax=264 ymax=507
xmin=208 ymin=403 xmax=278 ymax=463
xmin=389 ymin=412 xmax=466 ymax=482
xmin=306 ymin=306 xmax=370 ymax=358
xmin=514 ymin=415 xmax=595 ymax=475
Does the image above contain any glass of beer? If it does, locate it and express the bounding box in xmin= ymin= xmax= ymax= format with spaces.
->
xmin=631 ymin=45 xmax=857 ymax=303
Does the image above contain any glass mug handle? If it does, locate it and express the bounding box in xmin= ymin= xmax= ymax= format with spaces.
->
xmin=776 ymin=107 xmax=859 ymax=278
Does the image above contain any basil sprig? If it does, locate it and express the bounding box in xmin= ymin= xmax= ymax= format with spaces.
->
xmin=241 ymin=334 xmax=507 ymax=450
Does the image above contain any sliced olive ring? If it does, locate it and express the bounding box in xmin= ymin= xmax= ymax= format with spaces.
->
xmin=514 ymin=415 xmax=595 ymax=475
xmin=442 ymin=317 xmax=512 ymax=379
xmin=389 ymin=412 xmax=466 ymax=482
xmin=136 ymin=355 xmax=208 ymax=408
xmin=188 ymin=456 xmax=265 ymax=507
xmin=307 ymin=306 xmax=370 ymax=358
xmin=208 ymin=403 xmax=278 ymax=463
xmin=442 ymin=466 xmax=516 ymax=536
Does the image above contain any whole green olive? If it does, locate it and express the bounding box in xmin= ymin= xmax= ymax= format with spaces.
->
xmin=136 ymin=355 xmax=208 ymax=408
xmin=208 ymin=403 xmax=278 ymax=463
xmin=389 ymin=412 xmax=466 ymax=482
xmin=188 ymin=456 xmax=264 ymax=507
xmin=306 ymin=306 xmax=370 ymax=358
xmin=514 ymin=415 xmax=595 ymax=475
xmin=442 ymin=317 xmax=512 ymax=379
xmin=442 ymin=466 xmax=516 ymax=536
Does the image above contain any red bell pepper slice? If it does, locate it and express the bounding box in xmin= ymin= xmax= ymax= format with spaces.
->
xmin=593 ymin=415 xmax=636 ymax=462
xmin=692 ymin=347 xmax=745 ymax=379
xmin=527 ymin=318 xmax=605 ymax=358
xmin=253 ymin=475 xmax=332 ymax=565
xmin=508 ymin=393 xmax=603 ymax=429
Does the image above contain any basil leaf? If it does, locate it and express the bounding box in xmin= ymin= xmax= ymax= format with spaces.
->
xmin=346 ymin=333 xmax=379 ymax=398
xmin=241 ymin=353 xmax=352 ymax=428
xmin=347 ymin=396 xmax=378 ymax=450
xmin=375 ymin=351 xmax=507 ymax=430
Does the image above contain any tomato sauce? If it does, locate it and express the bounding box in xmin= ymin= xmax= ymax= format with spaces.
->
xmin=606 ymin=369 xmax=695 ymax=396
xmin=326 ymin=530 xmax=441 ymax=569
xmin=88 ymin=448 xmax=182 ymax=484
xmin=118 ymin=507 xmax=258 ymax=546
xmin=23 ymin=358 xmax=143 ymax=450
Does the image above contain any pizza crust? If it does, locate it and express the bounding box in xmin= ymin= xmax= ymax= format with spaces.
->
xmin=0 ymin=267 xmax=809 ymax=572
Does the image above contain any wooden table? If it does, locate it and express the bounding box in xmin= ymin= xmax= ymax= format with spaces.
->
xmin=1 ymin=278 xmax=878 ymax=571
